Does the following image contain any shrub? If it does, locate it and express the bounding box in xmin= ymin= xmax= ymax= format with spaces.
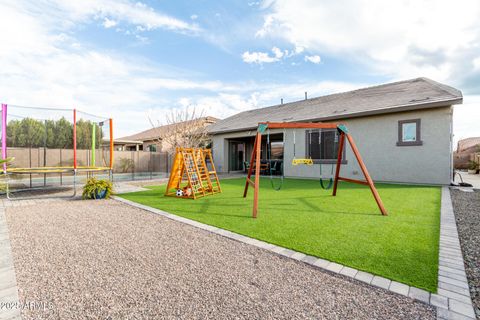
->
xmin=118 ymin=158 xmax=134 ymax=173
xmin=468 ymin=160 xmax=479 ymax=171
xmin=82 ymin=178 xmax=113 ymax=199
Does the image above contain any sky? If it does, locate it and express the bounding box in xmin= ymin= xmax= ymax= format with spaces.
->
xmin=0 ymin=0 xmax=479 ymax=144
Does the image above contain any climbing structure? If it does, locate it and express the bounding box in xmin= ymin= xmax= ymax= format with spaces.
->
xmin=165 ymin=148 xmax=221 ymax=199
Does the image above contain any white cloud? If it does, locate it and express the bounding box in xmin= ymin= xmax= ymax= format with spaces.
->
xmin=242 ymin=51 xmax=279 ymax=64
xmin=54 ymin=0 xmax=199 ymax=33
xmin=0 ymin=0 xmax=362 ymax=138
xmin=304 ymin=55 xmax=321 ymax=64
xmin=473 ymin=57 xmax=480 ymax=71
xmin=271 ymin=46 xmax=284 ymax=59
xmin=242 ymin=46 xmax=307 ymax=64
xmin=253 ymin=0 xmax=480 ymax=140
xmin=190 ymin=14 xmax=198 ymax=20
xmin=256 ymin=0 xmax=480 ymax=88
xmin=294 ymin=46 xmax=304 ymax=55
xmin=102 ymin=18 xmax=117 ymax=28
xmin=0 ymin=1 xmax=207 ymax=136
xmin=453 ymin=95 xmax=480 ymax=145
xmin=255 ymin=15 xmax=274 ymax=38
xmin=4 ymin=0 xmax=346 ymax=136
xmin=165 ymin=80 xmax=365 ymax=122
xmin=191 ymin=93 xmax=260 ymax=119
xmin=255 ymin=15 xmax=275 ymax=38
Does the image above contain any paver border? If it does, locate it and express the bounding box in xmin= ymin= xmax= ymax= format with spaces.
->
xmin=435 ymin=187 xmax=476 ymax=319
xmin=114 ymin=189 xmax=473 ymax=319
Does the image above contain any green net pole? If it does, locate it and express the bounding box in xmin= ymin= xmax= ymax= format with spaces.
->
xmin=91 ymin=122 xmax=96 ymax=167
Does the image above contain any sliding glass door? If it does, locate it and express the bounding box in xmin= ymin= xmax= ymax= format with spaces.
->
xmin=228 ymin=141 xmax=245 ymax=172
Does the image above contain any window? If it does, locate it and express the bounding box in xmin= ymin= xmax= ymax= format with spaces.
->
xmin=397 ymin=119 xmax=422 ymax=146
xmin=270 ymin=141 xmax=284 ymax=160
xmin=305 ymin=129 xmax=346 ymax=163
xmin=147 ymin=144 xmax=157 ymax=152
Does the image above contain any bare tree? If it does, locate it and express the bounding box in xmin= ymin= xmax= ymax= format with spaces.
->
xmin=148 ymin=105 xmax=212 ymax=152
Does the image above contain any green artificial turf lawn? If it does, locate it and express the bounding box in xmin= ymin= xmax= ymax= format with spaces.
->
xmin=120 ymin=178 xmax=440 ymax=292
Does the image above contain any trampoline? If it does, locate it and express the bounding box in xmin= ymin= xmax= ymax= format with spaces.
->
xmin=0 ymin=103 xmax=114 ymax=198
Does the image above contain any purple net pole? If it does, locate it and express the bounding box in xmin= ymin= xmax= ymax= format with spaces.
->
xmin=1 ymin=104 xmax=6 ymax=172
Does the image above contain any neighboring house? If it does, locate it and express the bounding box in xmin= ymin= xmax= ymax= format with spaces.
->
xmin=208 ymin=77 xmax=463 ymax=185
xmin=117 ymin=116 xmax=218 ymax=152
xmin=113 ymin=139 xmax=143 ymax=151
xmin=453 ymin=137 xmax=480 ymax=169
xmin=456 ymin=137 xmax=480 ymax=152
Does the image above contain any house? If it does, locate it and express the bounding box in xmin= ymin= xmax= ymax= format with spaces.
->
xmin=208 ymin=77 xmax=463 ymax=185
xmin=453 ymin=137 xmax=480 ymax=169
xmin=117 ymin=116 xmax=218 ymax=152
xmin=112 ymin=139 xmax=143 ymax=151
xmin=456 ymin=137 xmax=480 ymax=152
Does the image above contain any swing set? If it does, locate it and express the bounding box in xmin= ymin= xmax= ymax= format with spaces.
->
xmin=244 ymin=122 xmax=388 ymax=218
xmin=265 ymin=127 xmax=334 ymax=191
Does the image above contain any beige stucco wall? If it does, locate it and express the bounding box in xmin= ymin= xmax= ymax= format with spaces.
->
xmin=212 ymin=106 xmax=453 ymax=185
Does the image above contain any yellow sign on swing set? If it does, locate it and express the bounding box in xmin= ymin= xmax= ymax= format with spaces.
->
xmin=292 ymin=158 xmax=313 ymax=165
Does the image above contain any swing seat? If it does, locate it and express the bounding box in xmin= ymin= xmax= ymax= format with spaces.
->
xmin=319 ymin=177 xmax=334 ymax=190
xmin=292 ymin=158 xmax=314 ymax=166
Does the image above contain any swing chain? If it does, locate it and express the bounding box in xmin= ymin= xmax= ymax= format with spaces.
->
xmin=318 ymin=128 xmax=335 ymax=190
xmin=267 ymin=128 xmax=284 ymax=191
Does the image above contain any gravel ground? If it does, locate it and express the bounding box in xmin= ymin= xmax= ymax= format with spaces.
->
xmin=5 ymin=200 xmax=435 ymax=319
xmin=451 ymin=189 xmax=480 ymax=318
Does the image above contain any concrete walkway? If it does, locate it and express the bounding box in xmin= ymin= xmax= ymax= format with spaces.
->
xmin=456 ymin=172 xmax=480 ymax=189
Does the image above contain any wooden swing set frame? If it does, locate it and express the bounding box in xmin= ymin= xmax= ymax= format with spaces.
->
xmin=243 ymin=122 xmax=388 ymax=218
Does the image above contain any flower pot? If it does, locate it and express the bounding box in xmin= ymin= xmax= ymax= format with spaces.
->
xmin=94 ymin=189 xmax=107 ymax=199
xmin=468 ymin=169 xmax=477 ymax=174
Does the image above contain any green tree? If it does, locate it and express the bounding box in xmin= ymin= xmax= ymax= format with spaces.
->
xmin=75 ymin=120 xmax=101 ymax=149
xmin=7 ymin=118 xmax=46 ymax=148
xmin=5 ymin=118 xmax=100 ymax=149
xmin=6 ymin=120 xmax=21 ymax=147
xmin=45 ymin=120 xmax=55 ymax=148
xmin=22 ymin=118 xmax=45 ymax=147
xmin=54 ymin=117 xmax=73 ymax=148
xmin=76 ymin=119 xmax=90 ymax=149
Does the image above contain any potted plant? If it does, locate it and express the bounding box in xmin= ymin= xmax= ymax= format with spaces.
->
xmin=82 ymin=178 xmax=113 ymax=199
xmin=467 ymin=160 xmax=478 ymax=174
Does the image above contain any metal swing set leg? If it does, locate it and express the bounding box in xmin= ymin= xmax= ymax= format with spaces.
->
xmin=243 ymin=122 xmax=388 ymax=218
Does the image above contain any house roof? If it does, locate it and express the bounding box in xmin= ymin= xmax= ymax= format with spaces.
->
xmin=113 ymin=139 xmax=143 ymax=145
xmin=208 ymin=77 xmax=463 ymax=134
xmin=457 ymin=137 xmax=480 ymax=152
xmin=119 ymin=116 xmax=218 ymax=142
